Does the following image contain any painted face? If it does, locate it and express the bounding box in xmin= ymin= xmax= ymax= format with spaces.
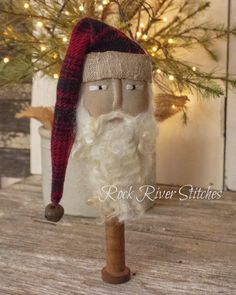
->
xmin=80 ymin=78 xmax=149 ymax=117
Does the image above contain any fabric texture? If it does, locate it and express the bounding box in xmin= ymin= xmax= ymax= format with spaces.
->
xmin=82 ymin=51 xmax=152 ymax=82
xmin=51 ymin=17 xmax=148 ymax=206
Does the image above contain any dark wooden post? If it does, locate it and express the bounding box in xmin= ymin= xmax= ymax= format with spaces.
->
xmin=102 ymin=218 xmax=130 ymax=284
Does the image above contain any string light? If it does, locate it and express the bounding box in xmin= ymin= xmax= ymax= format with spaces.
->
xmin=52 ymin=52 xmax=58 ymax=59
xmin=163 ymin=17 xmax=168 ymax=22
xmin=24 ymin=3 xmax=29 ymax=9
xmin=79 ymin=5 xmax=84 ymax=11
xmin=169 ymin=75 xmax=174 ymax=81
xmin=156 ymin=69 xmax=161 ymax=74
xmin=192 ymin=66 xmax=197 ymax=71
xmin=3 ymin=57 xmax=10 ymax=63
xmin=142 ymin=34 xmax=148 ymax=41
xmin=62 ymin=36 xmax=68 ymax=42
xmin=37 ymin=21 xmax=43 ymax=28
xmin=168 ymin=38 xmax=174 ymax=44
xmin=172 ymin=104 xmax=177 ymax=110
xmin=40 ymin=45 xmax=46 ymax=51
xmin=65 ymin=11 xmax=69 ymax=15
xmin=136 ymin=31 xmax=141 ymax=38
xmin=102 ymin=0 xmax=108 ymax=4
xmin=152 ymin=46 xmax=157 ymax=52
xmin=98 ymin=5 xmax=103 ymax=11
xmin=140 ymin=23 xmax=145 ymax=28
xmin=53 ymin=73 xmax=59 ymax=79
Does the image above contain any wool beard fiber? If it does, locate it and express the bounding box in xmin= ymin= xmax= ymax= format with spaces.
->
xmin=71 ymin=99 xmax=157 ymax=222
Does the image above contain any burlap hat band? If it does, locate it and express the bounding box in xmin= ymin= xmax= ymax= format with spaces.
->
xmin=82 ymin=51 xmax=152 ymax=83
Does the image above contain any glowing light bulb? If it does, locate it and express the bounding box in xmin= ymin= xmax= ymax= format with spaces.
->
xmin=98 ymin=5 xmax=103 ymax=11
xmin=163 ymin=17 xmax=168 ymax=22
xmin=156 ymin=69 xmax=161 ymax=74
xmin=65 ymin=11 xmax=69 ymax=15
xmin=40 ymin=45 xmax=46 ymax=51
xmin=62 ymin=36 xmax=68 ymax=42
xmin=53 ymin=73 xmax=59 ymax=79
xmin=79 ymin=5 xmax=84 ymax=11
xmin=53 ymin=52 xmax=58 ymax=59
xmin=142 ymin=34 xmax=148 ymax=41
xmin=136 ymin=31 xmax=141 ymax=38
xmin=24 ymin=3 xmax=29 ymax=9
xmin=102 ymin=0 xmax=108 ymax=4
xmin=169 ymin=75 xmax=174 ymax=81
xmin=192 ymin=66 xmax=197 ymax=71
xmin=140 ymin=23 xmax=145 ymax=28
xmin=3 ymin=57 xmax=9 ymax=63
xmin=171 ymin=104 xmax=177 ymax=109
xmin=168 ymin=38 xmax=173 ymax=44
xmin=152 ymin=46 xmax=157 ymax=52
xmin=37 ymin=21 xmax=43 ymax=28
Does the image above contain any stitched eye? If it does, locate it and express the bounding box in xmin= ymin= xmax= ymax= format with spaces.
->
xmin=89 ymin=85 xmax=108 ymax=91
xmin=126 ymin=84 xmax=136 ymax=90
xmin=136 ymin=84 xmax=144 ymax=90
xmin=126 ymin=84 xmax=144 ymax=90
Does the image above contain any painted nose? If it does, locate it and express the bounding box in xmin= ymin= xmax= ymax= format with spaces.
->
xmin=111 ymin=79 xmax=122 ymax=110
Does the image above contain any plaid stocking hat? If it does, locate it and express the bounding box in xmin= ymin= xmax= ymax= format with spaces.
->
xmin=45 ymin=17 xmax=152 ymax=222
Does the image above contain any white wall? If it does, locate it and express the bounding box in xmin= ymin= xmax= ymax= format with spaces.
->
xmin=156 ymin=0 xmax=228 ymax=190
xmin=156 ymin=97 xmax=224 ymax=189
xmin=31 ymin=1 xmax=234 ymax=190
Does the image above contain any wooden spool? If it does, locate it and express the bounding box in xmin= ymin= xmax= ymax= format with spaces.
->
xmin=102 ymin=218 xmax=130 ymax=284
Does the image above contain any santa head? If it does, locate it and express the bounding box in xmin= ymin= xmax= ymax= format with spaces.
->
xmin=45 ymin=17 xmax=157 ymax=222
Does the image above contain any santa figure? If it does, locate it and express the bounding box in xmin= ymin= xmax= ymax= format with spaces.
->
xmin=45 ymin=17 xmax=157 ymax=223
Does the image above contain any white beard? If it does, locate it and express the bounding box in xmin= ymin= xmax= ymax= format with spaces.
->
xmin=71 ymin=100 xmax=157 ymax=221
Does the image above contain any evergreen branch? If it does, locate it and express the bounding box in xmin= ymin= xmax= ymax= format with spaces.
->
xmin=170 ymin=24 xmax=228 ymax=38
xmin=165 ymin=2 xmax=211 ymax=35
xmin=51 ymin=0 xmax=70 ymax=33
xmin=0 ymin=8 xmax=58 ymax=22
xmin=158 ymin=0 xmax=174 ymax=17
xmin=0 ymin=0 xmax=235 ymax=108
xmin=152 ymin=0 xmax=189 ymax=37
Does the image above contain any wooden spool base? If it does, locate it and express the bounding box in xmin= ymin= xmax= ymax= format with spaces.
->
xmin=102 ymin=266 xmax=130 ymax=284
xmin=102 ymin=218 xmax=131 ymax=284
